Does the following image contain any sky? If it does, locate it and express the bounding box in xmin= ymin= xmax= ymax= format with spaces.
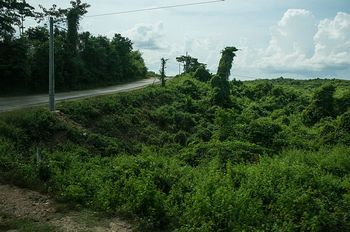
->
xmin=27 ymin=0 xmax=350 ymax=80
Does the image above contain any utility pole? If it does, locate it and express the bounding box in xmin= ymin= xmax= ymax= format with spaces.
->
xmin=49 ymin=17 xmax=55 ymax=111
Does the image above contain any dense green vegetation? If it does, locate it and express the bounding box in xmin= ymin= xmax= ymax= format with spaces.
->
xmin=1 ymin=1 xmax=350 ymax=231
xmin=0 ymin=0 xmax=148 ymax=95
xmin=1 ymin=74 xmax=350 ymax=231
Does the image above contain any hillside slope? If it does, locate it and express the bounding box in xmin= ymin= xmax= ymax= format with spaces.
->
xmin=1 ymin=76 xmax=350 ymax=231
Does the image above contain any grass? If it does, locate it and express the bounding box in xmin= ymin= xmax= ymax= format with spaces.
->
xmin=0 ymin=212 xmax=58 ymax=232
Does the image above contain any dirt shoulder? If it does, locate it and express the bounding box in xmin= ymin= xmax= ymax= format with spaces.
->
xmin=0 ymin=184 xmax=133 ymax=232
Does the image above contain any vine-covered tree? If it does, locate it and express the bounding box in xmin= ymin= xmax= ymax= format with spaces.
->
xmin=210 ymin=74 xmax=231 ymax=107
xmin=159 ymin=58 xmax=168 ymax=87
xmin=66 ymin=0 xmax=90 ymax=54
xmin=217 ymin=46 xmax=238 ymax=80
xmin=210 ymin=46 xmax=239 ymax=107
xmin=303 ymin=84 xmax=336 ymax=125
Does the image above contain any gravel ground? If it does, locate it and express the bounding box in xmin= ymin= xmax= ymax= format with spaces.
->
xmin=0 ymin=184 xmax=132 ymax=232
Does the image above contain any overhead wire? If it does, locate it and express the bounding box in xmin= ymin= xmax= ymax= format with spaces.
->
xmin=82 ymin=0 xmax=237 ymax=77
xmin=85 ymin=0 xmax=225 ymax=18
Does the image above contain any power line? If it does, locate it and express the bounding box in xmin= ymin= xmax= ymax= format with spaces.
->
xmin=85 ymin=0 xmax=225 ymax=18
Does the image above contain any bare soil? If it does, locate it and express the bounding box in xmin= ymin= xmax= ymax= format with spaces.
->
xmin=0 ymin=184 xmax=133 ymax=232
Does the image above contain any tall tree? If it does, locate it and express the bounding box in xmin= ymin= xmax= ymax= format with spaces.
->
xmin=61 ymin=1 xmax=90 ymax=89
xmin=209 ymin=46 xmax=238 ymax=107
xmin=210 ymin=74 xmax=231 ymax=107
xmin=0 ymin=0 xmax=35 ymax=40
xmin=176 ymin=54 xmax=204 ymax=74
xmin=159 ymin=58 xmax=168 ymax=87
xmin=217 ymin=46 xmax=238 ymax=80
xmin=66 ymin=0 xmax=90 ymax=54
xmin=37 ymin=4 xmax=67 ymax=26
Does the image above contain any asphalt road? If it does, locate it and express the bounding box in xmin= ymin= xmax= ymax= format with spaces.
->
xmin=0 ymin=78 xmax=158 ymax=112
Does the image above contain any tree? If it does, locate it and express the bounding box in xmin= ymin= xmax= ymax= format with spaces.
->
xmin=339 ymin=110 xmax=350 ymax=133
xmin=60 ymin=1 xmax=90 ymax=89
xmin=210 ymin=75 xmax=231 ymax=107
xmin=0 ymin=0 xmax=35 ymax=40
xmin=0 ymin=36 xmax=31 ymax=93
xmin=0 ymin=1 xmax=148 ymax=94
xmin=111 ymin=33 xmax=134 ymax=81
xmin=335 ymin=90 xmax=350 ymax=115
xmin=244 ymin=118 xmax=282 ymax=149
xmin=303 ymin=84 xmax=336 ymax=126
xmin=209 ymin=46 xmax=238 ymax=107
xmin=66 ymin=0 xmax=90 ymax=54
xmin=176 ymin=54 xmax=205 ymax=74
xmin=24 ymin=27 xmax=50 ymax=91
xmin=73 ymin=32 xmax=146 ymax=88
xmin=217 ymin=46 xmax=238 ymax=80
xmin=37 ymin=4 xmax=66 ymax=23
xmin=130 ymin=51 xmax=147 ymax=79
xmin=159 ymin=58 xmax=168 ymax=87
xmin=111 ymin=33 xmax=133 ymax=55
xmin=193 ymin=65 xmax=211 ymax=82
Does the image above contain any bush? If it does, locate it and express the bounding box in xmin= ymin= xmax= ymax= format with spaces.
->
xmin=303 ymin=84 xmax=336 ymax=126
xmin=244 ymin=117 xmax=282 ymax=149
xmin=178 ymin=147 xmax=350 ymax=231
xmin=180 ymin=140 xmax=265 ymax=167
xmin=339 ymin=110 xmax=350 ymax=133
xmin=193 ymin=66 xmax=211 ymax=82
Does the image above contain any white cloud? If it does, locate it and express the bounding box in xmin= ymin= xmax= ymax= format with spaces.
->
xmin=182 ymin=35 xmax=225 ymax=71
xmin=258 ymin=9 xmax=317 ymax=72
xmin=251 ymin=9 xmax=350 ymax=75
xmin=124 ymin=22 xmax=166 ymax=50
xmin=125 ymin=26 xmax=226 ymax=74
xmin=124 ymin=9 xmax=350 ymax=78
xmin=311 ymin=12 xmax=350 ymax=70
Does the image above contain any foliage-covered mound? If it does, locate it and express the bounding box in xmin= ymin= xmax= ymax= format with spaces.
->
xmin=1 ymin=76 xmax=350 ymax=231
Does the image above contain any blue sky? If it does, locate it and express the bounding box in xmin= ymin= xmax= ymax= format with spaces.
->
xmin=28 ymin=0 xmax=350 ymax=80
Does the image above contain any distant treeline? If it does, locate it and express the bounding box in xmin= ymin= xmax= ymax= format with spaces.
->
xmin=0 ymin=0 xmax=147 ymax=95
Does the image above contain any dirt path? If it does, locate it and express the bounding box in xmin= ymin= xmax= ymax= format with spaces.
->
xmin=0 ymin=184 xmax=133 ymax=232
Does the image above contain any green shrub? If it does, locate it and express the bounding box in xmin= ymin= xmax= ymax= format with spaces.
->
xmin=303 ymin=84 xmax=336 ymax=126
xmin=244 ymin=117 xmax=282 ymax=149
xmin=0 ymin=138 xmax=16 ymax=171
xmin=339 ymin=110 xmax=350 ymax=133
xmin=193 ymin=66 xmax=211 ymax=82
xmin=180 ymin=140 xmax=265 ymax=167
xmin=178 ymin=79 xmax=201 ymax=99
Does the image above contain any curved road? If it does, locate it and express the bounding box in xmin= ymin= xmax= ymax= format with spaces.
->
xmin=0 ymin=78 xmax=158 ymax=112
